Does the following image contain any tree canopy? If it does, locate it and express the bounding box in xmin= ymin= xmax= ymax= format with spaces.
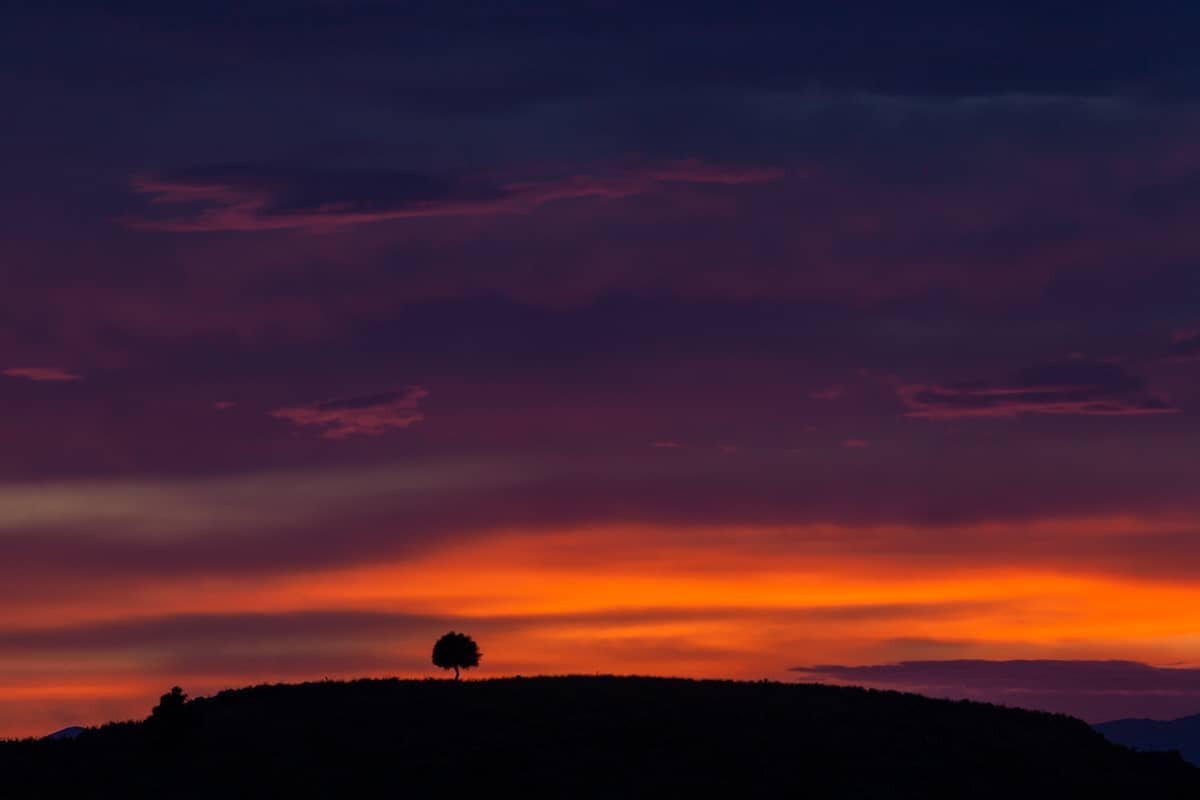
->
xmin=432 ymin=631 xmax=481 ymax=680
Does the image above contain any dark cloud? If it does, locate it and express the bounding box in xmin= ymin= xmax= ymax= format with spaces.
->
xmin=5 ymin=447 xmax=1200 ymax=587
xmin=792 ymin=659 xmax=1200 ymax=722
xmin=1169 ymin=330 xmax=1200 ymax=361
xmin=10 ymin=2 xmax=1200 ymax=103
xmin=127 ymin=161 xmax=784 ymax=232
xmin=6 ymin=92 xmax=1199 ymax=355
xmin=899 ymin=360 xmax=1177 ymax=419
xmin=68 ymin=97 xmax=1192 ymax=335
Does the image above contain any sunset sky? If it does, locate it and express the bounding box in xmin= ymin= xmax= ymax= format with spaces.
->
xmin=5 ymin=2 xmax=1200 ymax=738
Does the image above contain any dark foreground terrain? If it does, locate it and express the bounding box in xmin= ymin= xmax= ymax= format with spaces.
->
xmin=2 ymin=676 xmax=1197 ymax=798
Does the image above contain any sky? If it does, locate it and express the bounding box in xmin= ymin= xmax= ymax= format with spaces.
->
xmin=4 ymin=1 xmax=1200 ymax=737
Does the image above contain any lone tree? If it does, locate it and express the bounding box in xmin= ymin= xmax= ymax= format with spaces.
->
xmin=432 ymin=631 xmax=481 ymax=680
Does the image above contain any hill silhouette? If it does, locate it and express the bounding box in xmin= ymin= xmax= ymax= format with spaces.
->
xmin=3 ymin=676 xmax=1198 ymax=798
xmin=1097 ymin=712 xmax=1200 ymax=766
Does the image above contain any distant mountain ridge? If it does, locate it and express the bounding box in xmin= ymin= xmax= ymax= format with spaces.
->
xmin=1097 ymin=713 xmax=1200 ymax=766
xmin=44 ymin=726 xmax=85 ymax=741
xmin=3 ymin=676 xmax=1198 ymax=798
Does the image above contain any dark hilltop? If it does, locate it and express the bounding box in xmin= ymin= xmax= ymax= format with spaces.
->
xmin=2 ymin=676 xmax=1197 ymax=798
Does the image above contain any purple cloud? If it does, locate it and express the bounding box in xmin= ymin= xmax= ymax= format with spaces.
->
xmin=810 ymin=386 xmax=846 ymax=401
xmin=126 ymin=160 xmax=785 ymax=233
xmin=1169 ymin=330 xmax=1200 ymax=362
xmin=269 ymin=387 xmax=428 ymax=439
xmin=899 ymin=360 xmax=1177 ymax=419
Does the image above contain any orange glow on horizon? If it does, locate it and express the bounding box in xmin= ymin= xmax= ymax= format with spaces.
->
xmin=4 ymin=515 xmax=1200 ymax=738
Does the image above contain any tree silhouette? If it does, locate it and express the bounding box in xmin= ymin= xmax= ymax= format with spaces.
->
xmin=152 ymin=686 xmax=188 ymax=721
xmin=150 ymin=686 xmax=192 ymax=743
xmin=432 ymin=631 xmax=481 ymax=680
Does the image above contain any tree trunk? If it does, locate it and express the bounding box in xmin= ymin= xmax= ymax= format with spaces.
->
xmin=454 ymin=666 xmax=460 ymax=681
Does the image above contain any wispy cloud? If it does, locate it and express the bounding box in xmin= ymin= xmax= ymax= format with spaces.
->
xmin=126 ymin=160 xmax=786 ymax=233
xmin=899 ymin=360 xmax=1177 ymax=419
xmin=0 ymin=456 xmax=527 ymax=547
xmin=1168 ymin=329 xmax=1200 ymax=362
xmin=269 ymin=387 xmax=429 ymax=439
xmin=2 ymin=366 xmax=81 ymax=382
xmin=810 ymin=386 xmax=845 ymax=401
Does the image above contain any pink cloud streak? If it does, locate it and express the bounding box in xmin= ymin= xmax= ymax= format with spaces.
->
xmin=899 ymin=384 xmax=1179 ymax=419
xmin=899 ymin=360 xmax=1178 ymax=420
xmin=125 ymin=161 xmax=786 ymax=234
xmin=2 ymin=366 xmax=81 ymax=382
xmin=269 ymin=387 xmax=429 ymax=439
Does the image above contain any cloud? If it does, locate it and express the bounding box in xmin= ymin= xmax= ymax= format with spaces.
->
xmin=1168 ymin=329 xmax=1200 ymax=362
xmin=16 ymin=4 xmax=1198 ymax=107
xmin=840 ymin=439 xmax=870 ymax=448
xmin=12 ymin=89 xmax=1199 ymax=347
xmin=0 ymin=456 xmax=570 ymax=582
xmin=213 ymin=401 xmax=237 ymax=410
xmin=126 ymin=160 xmax=785 ymax=233
xmin=651 ymin=440 xmax=681 ymax=449
xmin=2 ymin=366 xmax=81 ymax=382
xmin=899 ymin=360 xmax=1178 ymax=419
xmin=0 ymin=458 xmax=523 ymax=538
xmin=792 ymin=659 xmax=1200 ymax=722
xmin=269 ymin=387 xmax=429 ymax=439
xmin=7 ymin=437 xmax=1200 ymax=583
xmin=0 ymin=604 xmax=981 ymax=654
xmin=0 ymin=610 xmax=442 ymax=653
xmin=809 ymin=386 xmax=845 ymax=401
